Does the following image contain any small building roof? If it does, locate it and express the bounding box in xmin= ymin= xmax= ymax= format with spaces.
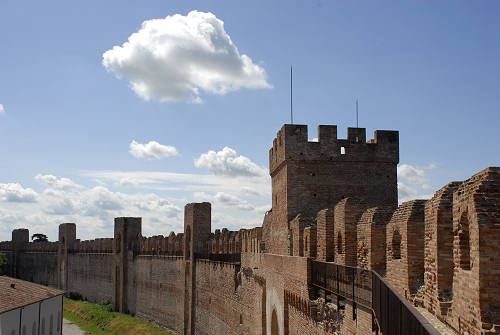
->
xmin=0 ymin=276 xmax=64 ymax=314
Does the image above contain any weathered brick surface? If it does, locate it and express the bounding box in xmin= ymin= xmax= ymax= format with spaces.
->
xmin=134 ymin=256 xmax=185 ymax=334
xmin=423 ymin=182 xmax=461 ymax=317
xmin=317 ymin=208 xmax=335 ymax=262
xmin=357 ymin=206 xmax=394 ymax=274
xmin=449 ymin=168 xmax=500 ymax=334
xmin=385 ymin=200 xmax=426 ymax=297
xmin=333 ymin=198 xmax=368 ymax=266
xmin=269 ymin=124 xmax=399 ymax=255
xmin=67 ymin=253 xmax=114 ymax=304
xmin=304 ymin=226 xmax=317 ymax=258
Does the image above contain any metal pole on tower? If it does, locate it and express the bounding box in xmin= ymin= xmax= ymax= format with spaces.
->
xmin=291 ymin=66 xmax=293 ymax=124
xmin=356 ymin=99 xmax=359 ymax=128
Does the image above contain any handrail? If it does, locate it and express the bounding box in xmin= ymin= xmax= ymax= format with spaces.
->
xmin=310 ymin=260 xmax=441 ymax=335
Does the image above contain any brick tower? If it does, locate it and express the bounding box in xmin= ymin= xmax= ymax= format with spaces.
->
xmin=268 ymin=124 xmax=399 ymax=255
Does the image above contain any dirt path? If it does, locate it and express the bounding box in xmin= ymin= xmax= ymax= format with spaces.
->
xmin=63 ymin=318 xmax=90 ymax=335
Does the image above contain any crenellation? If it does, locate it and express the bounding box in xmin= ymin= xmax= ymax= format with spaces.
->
xmin=269 ymin=124 xmax=399 ymax=176
xmin=2 ymin=122 xmax=499 ymax=335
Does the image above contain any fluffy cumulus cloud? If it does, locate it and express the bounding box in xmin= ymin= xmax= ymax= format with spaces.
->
xmin=397 ymin=163 xmax=436 ymax=203
xmin=0 ymin=183 xmax=37 ymax=202
xmin=102 ymin=10 xmax=271 ymax=103
xmin=194 ymin=147 xmax=266 ymax=177
xmin=194 ymin=191 xmax=255 ymax=211
xmin=0 ymin=104 xmax=5 ymax=115
xmin=0 ymin=174 xmax=188 ymax=241
xmin=35 ymin=174 xmax=82 ymax=190
xmin=129 ymin=140 xmax=178 ymax=160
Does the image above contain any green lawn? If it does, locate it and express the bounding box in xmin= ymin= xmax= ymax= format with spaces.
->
xmin=63 ymin=298 xmax=176 ymax=335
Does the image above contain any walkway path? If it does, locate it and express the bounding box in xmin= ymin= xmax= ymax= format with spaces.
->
xmin=63 ymin=318 xmax=89 ymax=335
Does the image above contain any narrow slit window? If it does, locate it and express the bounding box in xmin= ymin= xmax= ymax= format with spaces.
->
xmin=341 ymin=147 xmax=346 ymax=155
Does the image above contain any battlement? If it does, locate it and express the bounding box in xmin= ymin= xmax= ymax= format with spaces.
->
xmin=269 ymin=124 xmax=399 ymax=175
xmin=138 ymin=233 xmax=184 ymax=255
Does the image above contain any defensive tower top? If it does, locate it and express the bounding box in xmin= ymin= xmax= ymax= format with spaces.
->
xmin=269 ymin=124 xmax=399 ymax=175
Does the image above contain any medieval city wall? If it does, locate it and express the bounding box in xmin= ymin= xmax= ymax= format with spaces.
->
xmin=67 ymin=253 xmax=114 ymax=304
xmin=134 ymin=255 xmax=185 ymax=334
xmin=1 ymin=124 xmax=499 ymax=335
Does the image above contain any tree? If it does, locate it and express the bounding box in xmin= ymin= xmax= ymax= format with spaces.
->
xmin=0 ymin=252 xmax=6 ymax=275
xmin=31 ymin=233 xmax=48 ymax=243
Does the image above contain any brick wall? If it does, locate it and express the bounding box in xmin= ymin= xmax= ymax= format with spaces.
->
xmin=67 ymin=253 xmax=114 ymax=304
xmin=385 ymin=200 xmax=426 ymax=298
xmin=269 ymin=124 xmax=399 ymax=256
xmin=423 ymin=182 xmax=461 ymax=318
xmin=356 ymin=206 xmax=394 ymax=274
xmin=449 ymin=168 xmax=500 ymax=334
xmin=134 ymin=256 xmax=185 ymax=334
xmin=334 ymin=198 xmax=368 ymax=266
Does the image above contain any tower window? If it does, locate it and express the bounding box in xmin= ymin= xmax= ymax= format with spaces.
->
xmin=341 ymin=147 xmax=345 ymax=155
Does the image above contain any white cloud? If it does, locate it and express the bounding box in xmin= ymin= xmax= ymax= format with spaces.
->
xmin=35 ymin=174 xmax=82 ymax=190
xmin=397 ymin=163 xmax=436 ymax=203
xmin=118 ymin=177 xmax=139 ymax=187
xmin=194 ymin=147 xmax=267 ymax=177
xmin=0 ymin=104 xmax=5 ymax=115
xmin=194 ymin=191 xmax=255 ymax=211
xmin=102 ymin=10 xmax=271 ymax=103
xmin=398 ymin=164 xmax=429 ymax=187
xmin=129 ymin=140 xmax=178 ymax=159
xmin=0 ymin=183 xmax=37 ymax=202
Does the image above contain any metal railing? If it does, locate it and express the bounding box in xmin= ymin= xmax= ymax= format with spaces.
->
xmin=311 ymin=260 xmax=440 ymax=335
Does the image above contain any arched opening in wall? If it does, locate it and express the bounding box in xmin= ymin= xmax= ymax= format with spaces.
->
xmin=458 ymin=210 xmax=471 ymax=270
xmin=271 ymin=309 xmax=279 ymax=335
xmin=392 ymin=230 xmax=402 ymax=260
xmin=337 ymin=232 xmax=343 ymax=254
xmin=305 ymin=236 xmax=309 ymax=252
xmin=185 ymin=226 xmax=191 ymax=260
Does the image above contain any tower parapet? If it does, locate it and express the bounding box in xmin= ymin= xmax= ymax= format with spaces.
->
xmin=268 ymin=124 xmax=399 ymax=255
xmin=269 ymin=124 xmax=398 ymax=175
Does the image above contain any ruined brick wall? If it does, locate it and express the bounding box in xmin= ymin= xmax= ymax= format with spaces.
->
xmin=193 ymin=260 xmax=264 ymax=335
xmin=304 ymin=226 xmax=317 ymax=259
xmin=316 ymin=208 xmax=334 ymax=262
xmin=269 ymin=124 xmax=399 ymax=256
xmin=356 ymin=206 xmax=394 ymax=274
xmin=334 ymin=198 xmax=367 ymax=266
xmin=449 ymin=168 xmax=500 ymax=334
xmin=423 ymin=182 xmax=460 ymax=318
xmin=385 ymin=200 xmax=426 ymax=298
xmin=134 ymin=256 xmax=185 ymax=334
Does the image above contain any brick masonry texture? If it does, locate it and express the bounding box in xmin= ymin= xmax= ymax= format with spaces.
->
xmin=1 ymin=124 xmax=499 ymax=335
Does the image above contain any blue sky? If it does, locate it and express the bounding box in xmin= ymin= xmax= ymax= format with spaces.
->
xmin=0 ymin=1 xmax=499 ymax=241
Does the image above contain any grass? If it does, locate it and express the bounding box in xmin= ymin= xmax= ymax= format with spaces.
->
xmin=63 ymin=298 xmax=176 ymax=335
